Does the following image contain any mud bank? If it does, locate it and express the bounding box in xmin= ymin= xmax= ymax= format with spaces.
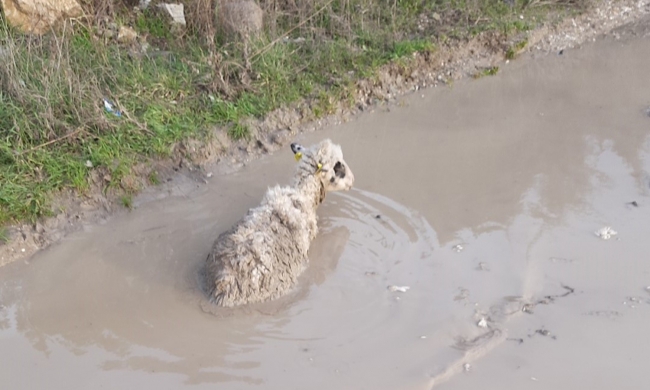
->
xmin=1 ymin=13 xmax=650 ymax=389
xmin=1 ymin=0 xmax=649 ymax=266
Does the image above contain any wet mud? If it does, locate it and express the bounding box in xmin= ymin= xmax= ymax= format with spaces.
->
xmin=2 ymin=16 xmax=650 ymax=390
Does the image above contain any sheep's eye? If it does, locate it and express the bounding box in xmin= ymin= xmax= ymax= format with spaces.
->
xmin=333 ymin=161 xmax=346 ymax=178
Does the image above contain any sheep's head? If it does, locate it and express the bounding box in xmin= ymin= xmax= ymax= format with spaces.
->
xmin=291 ymin=139 xmax=355 ymax=193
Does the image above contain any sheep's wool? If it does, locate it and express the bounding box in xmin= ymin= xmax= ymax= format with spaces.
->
xmin=205 ymin=139 xmax=355 ymax=307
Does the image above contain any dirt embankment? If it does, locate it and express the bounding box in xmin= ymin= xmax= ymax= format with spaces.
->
xmin=1 ymin=0 xmax=648 ymax=266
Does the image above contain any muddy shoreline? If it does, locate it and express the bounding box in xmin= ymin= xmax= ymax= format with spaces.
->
xmin=1 ymin=0 xmax=649 ymax=266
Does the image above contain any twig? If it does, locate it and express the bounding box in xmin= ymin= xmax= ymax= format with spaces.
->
xmin=250 ymin=0 xmax=335 ymax=63
xmin=16 ymin=127 xmax=83 ymax=155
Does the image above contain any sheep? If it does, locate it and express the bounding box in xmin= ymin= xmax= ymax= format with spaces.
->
xmin=204 ymin=139 xmax=355 ymax=307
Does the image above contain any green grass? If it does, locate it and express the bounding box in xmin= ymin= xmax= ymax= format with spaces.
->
xmin=474 ymin=66 xmax=500 ymax=78
xmin=148 ymin=171 xmax=160 ymax=185
xmin=506 ymin=38 xmax=529 ymax=59
xmin=120 ymin=194 xmax=134 ymax=210
xmin=0 ymin=0 xmax=587 ymax=226
xmin=0 ymin=227 xmax=9 ymax=244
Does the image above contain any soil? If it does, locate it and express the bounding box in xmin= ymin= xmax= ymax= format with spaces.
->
xmin=1 ymin=8 xmax=650 ymax=389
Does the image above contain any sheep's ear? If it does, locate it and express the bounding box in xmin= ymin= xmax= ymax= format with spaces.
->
xmin=290 ymin=143 xmax=304 ymax=161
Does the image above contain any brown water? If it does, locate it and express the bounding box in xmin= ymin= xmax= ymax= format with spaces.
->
xmin=2 ymin=21 xmax=650 ymax=390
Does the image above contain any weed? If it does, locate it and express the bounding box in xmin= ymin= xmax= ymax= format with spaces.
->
xmin=148 ymin=171 xmax=160 ymax=185
xmin=228 ymin=123 xmax=250 ymax=140
xmin=0 ymin=227 xmax=8 ymax=244
xmin=120 ymin=195 xmax=133 ymax=210
xmin=474 ymin=66 xmax=500 ymax=78
xmin=506 ymin=39 xmax=529 ymax=59
xmin=389 ymin=39 xmax=434 ymax=60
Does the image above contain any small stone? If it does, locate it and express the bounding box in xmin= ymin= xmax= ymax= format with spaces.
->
xmin=3 ymin=0 xmax=83 ymax=34
xmin=463 ymin=363 xmax=471 ymax=372
xmin=522 ymin=303 xmax=534 ymax=313
xmin=477 ymin=262 xmax=490 ymax=271
xmin=477 ymin=318 xmax=488 ymax=328
xmin=117 ymin=26 xmax=138 ymax=43
xmin=452 ymin=244 xmax=463 ymax=253
xmin=206 ymin=172 xmax=213 ymax=178
xmin=157 ymin=3 xmax=186 ymax=26
xmin=21 ymin=248 xmax=25 ymax=252
xmin=217 ymin=0 xmax=263 ymax=37
xmin=85 ymin=160 xmax=93 ymax=168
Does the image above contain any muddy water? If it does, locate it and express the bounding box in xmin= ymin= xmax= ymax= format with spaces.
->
xmin=2 ymin=22 xmax=650 ymax=390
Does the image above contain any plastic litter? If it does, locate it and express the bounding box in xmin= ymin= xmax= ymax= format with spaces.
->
xmin=594 ymin=226 xmax=617 ymax=240
xmin=387 ymin=285 xmax=410 ymax=293
xmin=103 ymin=98 xmax=122 ymax=117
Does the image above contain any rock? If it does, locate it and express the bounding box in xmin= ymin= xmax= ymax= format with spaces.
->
xmin=1 ymin=0 xmax=83 ymax=34
xmin=217 ymin=0 xmax=263 ymax=37
xmin=117 ymin=26 xmax=138 ymax=43
xmin=157 ymin=3 xmax=186 ymax=26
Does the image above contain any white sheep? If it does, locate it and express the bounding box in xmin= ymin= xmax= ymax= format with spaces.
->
xmin=204 ymin=139 xmax=355 ymax=307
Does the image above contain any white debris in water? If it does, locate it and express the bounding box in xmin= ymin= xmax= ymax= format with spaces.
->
xmin=206 ymin=172 xmax=213 ymax=178
xmin=477 ymin=262 xmax=490 ymax=271
xmin=477 ymin=318 xmax=488 ymax=328
xmin=388 ymin=285 xmax=410 ymax=293
xmin=420 ymin=335 xmax=427 ymax=339
xmin=452 ymin=244 xmax=463 ymax=253
xmin=463 ymin=363 xmax=471 ymax=372
xmin=531 ymin=377 xmax=538 ymax=381
xmin=594 ymin=226 xmax=617 ymax=240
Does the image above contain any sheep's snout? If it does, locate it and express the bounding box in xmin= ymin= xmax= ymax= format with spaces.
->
xmin=345 ymin=171 xmax=355 ymax=190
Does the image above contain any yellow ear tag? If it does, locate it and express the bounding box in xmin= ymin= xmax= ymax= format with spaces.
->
xmin=316 ymin=163 xmax=323 ymax=172
xmin=294 ymin=152 xmax=302 ymax=162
